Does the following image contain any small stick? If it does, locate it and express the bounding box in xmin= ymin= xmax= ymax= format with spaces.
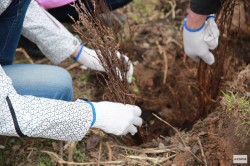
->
xmin=59 ymin=141 xmax=63 ymax=166
xmin=111 ymin=145 xmax=141 ymax=152
xmin=97 ymin=141 xmax=103 ymax=166
xmin=166 ymin=0 xmax=176 ymax=19
xmin=165 ymin=38 xmax=182 ymax=48
xmin=197 ymin=137 xmax=207 ymax=166
xmin=16 ymin=48 xmax=34 ymax=64
xmin=112 ymin=144 xmax=177 ymax=154
xmin=158 ymin=154 xmax=176 ymax=164
xmin=156 ymin=41 xmax=168 ymax=84
xmin=105 ymin=141 xmax=113 ymax=161
xmin=68 ymin=141 xmax=77 ymax=165
xmin=153 ymin=113 xmax=203 ymax=164
xmin=27 ymin=148 xmax=34 ymax=159
xmin=35 ymin=58 xmax=48 ymax=64
xmin=42 ymin=150 xmax=125 ymax=165
xmin=152 ymin=113 xmax=186 ymax=147
xmin=126 ymin=155 xmax=159 ymax=163
xmin=66 ymin=62 xmax=81 ymax=70
xmin=160 ymin=135 xmax=167 ymax=139
xmin=187 ymin=148 xmax=203 ymax=164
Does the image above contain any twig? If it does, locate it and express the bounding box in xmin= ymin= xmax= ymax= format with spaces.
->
xmin=111 ymin=145 xmax=141 ymax=152
xmin=41 ymin=150 xmax=125 ymax=165
xmin=27 ymin=148 xmax=34 ymax=159
xmin=166 ymin=0 xmax=176 ymax=19
xmin=158 ymin=154 xmax=176 ymax=164
xmin=187 ymin=147 xmax=204 ymax=164
xmin=160 ymin=135 xmax=167 ymax=139
xmin=66 ymin=62 xmax=81 ymax=70
xmin=105 ymin=141 xmax=113 ymax=161
xmin=68 ymin=141 xmax=77 ymax=164
xmin=127 ymin=155 xmax=176 ymax=165
xmin=197 ymin=137 xmax=207 ymax=166
xmin=16 ymin=48 xmax=34 ymax=64
xmin=126 ymin=155 xmax=159 ymax=163
xmin=198 ymin=83 xmax=217 ymax=103
xmin=63 ymin=141 xmax=71 ymax=150
xmin=119 ymin=154 xmax=148 ymax=165
xmin=152 ymin=113 xmax=204 ymax=164
xmin=142 ymin=148 xmax=177 ymax=154
xmin=35 ymin=58 xmax=48 ymax=64
xmin=165 ymin=38 xmax=182 ymax=48
xmin=59 ymin=141 xmax=63 ymax=166
xmin=112 ymin=144 xmax=177 ymax=154
xmin=156 ymin=41 xmax=168 ymax=84
xmin=97 ymin=141 xmax=103 ymax=166
xmin=152 ymin=113 xmax=186 ymax=147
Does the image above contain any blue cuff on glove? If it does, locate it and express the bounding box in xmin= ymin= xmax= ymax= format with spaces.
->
xmin=87 ymin=101 xmax=96 ymax=127
xmin=74 ymin=45 xmax=84 ymax=62
xmin=183 ymin=14 xmax=216 ymax=32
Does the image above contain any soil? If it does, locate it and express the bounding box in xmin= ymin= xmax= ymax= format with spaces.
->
xmin=2 ymin=0 xmax=250 ymax=165
xmin=84 ymin=3 xmax=250 ymax=164
xmin=172 ymin=109 xmax=250 ymax=166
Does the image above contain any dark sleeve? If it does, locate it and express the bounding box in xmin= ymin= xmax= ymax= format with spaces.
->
xmin=190 ymin=0 xmax=223 ymax=15
xmin=48 ymin=0 xmax=132 ymax=22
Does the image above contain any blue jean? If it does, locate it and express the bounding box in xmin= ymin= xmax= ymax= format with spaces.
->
xmin=0 ymin=0 xmax=31 ymax=65
xmin=3 ymin=64 xmax=74 ymax=101
xmin=0 ymin=0 xmax=73 ymax=101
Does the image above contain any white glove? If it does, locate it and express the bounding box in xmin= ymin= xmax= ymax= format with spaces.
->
xmin=91 ymin=101 xmax=143 ymax=136
xmin=76 ymin=46 xmax=133 ymax=83
xmin=183 ymin=15 xmax=220 ymax=65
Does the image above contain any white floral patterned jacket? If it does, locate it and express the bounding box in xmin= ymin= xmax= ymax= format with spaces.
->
xmin=0 ymin=65 xmax=94 ymax=141
xmin=0 ymin=1 xmax=94 ymax=141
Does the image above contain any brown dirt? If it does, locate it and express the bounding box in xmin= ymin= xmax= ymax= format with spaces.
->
xmin=77 ymin=0 xmax=250 ymax=160
xmin=171 ymin=108 xmax=250 ymax=166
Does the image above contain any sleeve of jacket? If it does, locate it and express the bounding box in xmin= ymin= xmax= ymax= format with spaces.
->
xmin=22 ymin=0 xmax=80 ymax=65
xmin=0 ymin=0 xmax=12 ymax=15
xmin=0 ymin=65 xmax=94 ymax=141
xmin=190 ymin=0 xmax=223 ymax=15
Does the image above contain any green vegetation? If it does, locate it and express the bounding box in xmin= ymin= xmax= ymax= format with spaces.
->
xmin=222 ymin=91 xmax=250 ymax=135
xmin=128 ymin=0 xmax=160 ymax=23
xmin=79 ymin=72 xmax=89 ymax=82
xmin=73 ymin=148 xmax=86 ymax=162
xmin=35 ymin=155 xmax=55 ymax=166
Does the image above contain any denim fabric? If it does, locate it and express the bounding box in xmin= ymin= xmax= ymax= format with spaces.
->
xmin=48 ymin=0 xmax=133 ymax=22
xmin=3 ymin=64 xmax=74 ymax=101
xmin=0 ymin=0 xmax=31 ymax=65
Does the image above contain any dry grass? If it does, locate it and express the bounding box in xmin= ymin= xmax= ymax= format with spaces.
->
xmin=71 ymin=0 xmax=135 ymax=104
xmin=197 ymin=0 xmax=239 ymax=116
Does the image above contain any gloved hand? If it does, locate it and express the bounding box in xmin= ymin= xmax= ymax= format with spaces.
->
xmin=76 ymin=46 xmax=133 ymax=83
xmin=91 ymin=101 xmax=143 ymax=136
xmin=183 ymin=15 xmax=220 ymax=65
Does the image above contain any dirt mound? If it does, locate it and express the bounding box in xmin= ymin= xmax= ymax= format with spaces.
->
xmin=172 ymin=109 xmax=250 ymax=166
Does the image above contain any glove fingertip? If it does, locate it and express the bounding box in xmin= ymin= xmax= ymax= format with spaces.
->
xmin=130 ymin=132 xmax=136 ymax=136
xmin=128 ymin=126 xmax=137 ymax=135
xmin=202 ymin=52 xmax=215 ymax=65
xmin=133 ymin=106 xmax=142 ymax=116
xmin=133 ymin=116 xmax=143 ymax=126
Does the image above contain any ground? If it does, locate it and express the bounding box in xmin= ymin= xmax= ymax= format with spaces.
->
xmin=0 ymin=0 xmax=249 ymax=165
